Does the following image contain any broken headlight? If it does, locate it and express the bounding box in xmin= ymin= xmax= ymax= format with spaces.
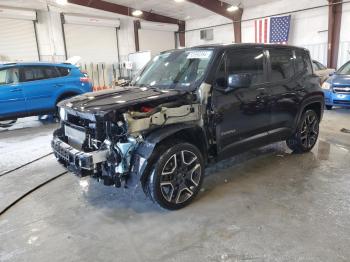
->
xmin=59 ymin=107 xmax=67 ymax=121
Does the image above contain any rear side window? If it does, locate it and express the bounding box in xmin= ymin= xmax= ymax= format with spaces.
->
xmin=57 ymin=67 xmax=70 ymax=77
xmin=269 ymin=49 xmax=294 ymax=82
xmin=312 ymin=61 xmax=320 ymax=71
xmin=226 ymin=49 xmax=265 ymax=86
xmin=316 ymin=61 xmax=326 ymax=70
xmin=44 ymin=66 xmax=60 ymax=79
xmin=21 ymin=67 xmax=46 ymax=82
xmin=295 ymin=50 xmax=313 ymax=75
xmin=0 ymin=68 xmax=19 ymax=85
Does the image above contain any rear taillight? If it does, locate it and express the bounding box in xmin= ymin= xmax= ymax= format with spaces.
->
xmin=80 ymin=77 xmax=91 ymax=83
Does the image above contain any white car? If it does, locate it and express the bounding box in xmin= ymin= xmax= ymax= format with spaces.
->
xmin=312 ymin=60 xmax=335 ymax=84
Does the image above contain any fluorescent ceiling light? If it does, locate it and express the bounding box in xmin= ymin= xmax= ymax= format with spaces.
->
xmin=132 ymin=10 xmax=143 ymax=16
xmin=56 ymin=0 xmax=68 ymax=5
xmin=227 ymin=5 xmax=239 ymax=12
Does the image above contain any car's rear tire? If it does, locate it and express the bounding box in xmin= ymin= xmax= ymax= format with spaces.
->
xmin=286 ymin=109 xmax=320 ymax=153
xmin=146 ymin=141 xmax=204 ymax=210
xmin=326 ymin=105 xmax=333 ymax=110
xmin=0 ymin=119 xmax=17 ymax=128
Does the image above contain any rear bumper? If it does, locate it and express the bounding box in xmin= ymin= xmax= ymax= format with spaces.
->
xmin=51 ymin=136 xmax=108 ymax=176
xmin=323 ymin=90 xmax=350 ymax=107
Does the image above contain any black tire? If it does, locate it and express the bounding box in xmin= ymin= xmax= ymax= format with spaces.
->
xmin=326 ymin=105 xmax=333 ymax=110
xmin=0 ymin=119 xmax=17 ymax=128
xmin=146 ymin=141 xmax=204 ymax=210
xmin=286 ymin=109 xmax=320 ymax=153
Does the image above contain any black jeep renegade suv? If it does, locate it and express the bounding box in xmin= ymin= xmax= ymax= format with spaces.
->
xmin=52 ymin=44 xmax=324 ymax=210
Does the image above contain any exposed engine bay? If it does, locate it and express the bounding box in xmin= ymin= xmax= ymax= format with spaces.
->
xmin=51 ymin=87 xmax=207 ymax=188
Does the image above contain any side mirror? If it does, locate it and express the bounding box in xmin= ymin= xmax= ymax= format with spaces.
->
xmin=215 ymin=73 xmax=252 ymax=93
xmin=227 ymin=73 xmax=252 ymax=90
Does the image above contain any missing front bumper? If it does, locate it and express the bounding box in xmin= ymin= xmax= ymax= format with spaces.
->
xmin=51 ymin=137 xmax=108 ymax=177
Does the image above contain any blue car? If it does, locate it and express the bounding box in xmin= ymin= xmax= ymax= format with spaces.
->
xmin=322 ymin=61 xmax=350 ymax=110
xmin=0 ymin=62 xmax=92 ymax=124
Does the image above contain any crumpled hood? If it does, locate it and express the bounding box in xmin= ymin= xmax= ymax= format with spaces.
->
xmin=58 ymin=86 xmax=187 ymax=115
xmin=330 ymin=74 xmax=350 ymax=87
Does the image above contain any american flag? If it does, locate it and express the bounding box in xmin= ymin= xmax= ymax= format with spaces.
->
xmin=255 ymin=15 xmax=291 ymax=44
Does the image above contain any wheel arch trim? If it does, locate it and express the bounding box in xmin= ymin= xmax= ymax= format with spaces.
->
xmin=127 ymin=124 xmax=208 ymax=188
xmin=293 ymin=94 xmax=324 ymax=132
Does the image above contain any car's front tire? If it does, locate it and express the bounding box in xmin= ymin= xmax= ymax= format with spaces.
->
xmin=146 ymin=141 xmax=204 ymax=210
xmin=286 ymin=109 xmax=320 ymax=153
xmin=326 ymin=105 xmax=333 ymax=110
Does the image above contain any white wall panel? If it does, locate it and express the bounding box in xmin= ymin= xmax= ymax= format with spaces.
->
xmin=301 ymin=43 xmax=328 ymax=66
xmin=0 ymin=18 xmax=38 ymax=61
xmin=241 ymin=0 xmax=328 ymax=64
xmin=338 ymin=3 xmax=350 ymax=68
xmin=186 ymin=15 xmax=234 ymax=47
xmin=338 ymin=42 xmax=350 ymax=68
xmin=139 ymin=29 xmax=175 ymax=56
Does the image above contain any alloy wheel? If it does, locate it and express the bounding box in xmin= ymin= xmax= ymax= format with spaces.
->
xmin=300 ymin=112 xmax=319 ymax=149
xmin=160 ymin=150 xmax=201 ymax=204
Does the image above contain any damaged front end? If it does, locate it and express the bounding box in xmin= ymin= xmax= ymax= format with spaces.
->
xmin=51 ymin=88 xmax=203 ymax=188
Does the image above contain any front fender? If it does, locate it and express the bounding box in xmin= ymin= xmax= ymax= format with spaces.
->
xmin=127 ymin=124 xmax=199 ymax=188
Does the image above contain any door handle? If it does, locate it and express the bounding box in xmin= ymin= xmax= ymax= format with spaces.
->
xmin=213 ymin=112 xmax=224 ymax=124
xmin=55 ymin=84 xmax=64 ymax=87
xmin=10 ymin=88 xmax=22 ymax=92
xmin=256 ymin=87 xmax=267 ymax=94
xmin=256 ymin=88 xmax=268 ymax=100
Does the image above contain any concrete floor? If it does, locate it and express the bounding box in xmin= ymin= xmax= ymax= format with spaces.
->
xmin=0 ymin=110 xmax=350 ymax=262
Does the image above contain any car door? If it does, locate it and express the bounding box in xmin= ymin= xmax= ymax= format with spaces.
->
xmin=0 ymin=67 xmax=27 ymax=117
xmin=20 ymin=66 xmax=61 ymax=112
xmin=212 ymin=48 xmax=272 ymax=159
xmin=267 ymin=48 xmax=301 ymax=139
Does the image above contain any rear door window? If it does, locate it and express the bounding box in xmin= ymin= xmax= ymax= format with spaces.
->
xmin=269 ymin=49 xmax=294 ymax=82
xmin=21 ymin=67 xmax=46 ymax=82
xmin=226 ymin=49 xmax=265 ymax=86
xmin=44 ymin=66 xmax=60 ymax=79
xmin=312 ymin=61 xmax=320 ymax=71
xmin=57 ymin=67 xmax=70 ymax=77
xmin=316 ymin=61 xmax=327 ymax=70
xmin=0 ymin=68 xmax=19 ymax=85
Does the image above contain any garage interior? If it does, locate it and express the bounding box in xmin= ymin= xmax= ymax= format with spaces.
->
xmin=0 ymin=0 xmax=350 ymax=261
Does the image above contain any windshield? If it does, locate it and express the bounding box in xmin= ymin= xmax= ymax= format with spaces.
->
xmin=337 ymin=62 xmax=350 ymax=75
xmin=132 ymin=49 xmax=213 ymax=90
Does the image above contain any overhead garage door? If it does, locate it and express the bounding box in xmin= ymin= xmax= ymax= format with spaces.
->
xmin=64 ymin=24 xmax=119 ymax=64
xmin=139 ymin=30 xmax=175 ymax=56
xmin=139 ymin=21 xmax=177 ymax=56
xmin=0 ymin=18 xmax=38 ymax=61
xmin=63 ymin=15 xmax=121 ymax=87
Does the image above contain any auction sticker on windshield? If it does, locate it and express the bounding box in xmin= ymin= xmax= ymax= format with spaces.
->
xmin=187 ymin=51 xmax=212 ymax=59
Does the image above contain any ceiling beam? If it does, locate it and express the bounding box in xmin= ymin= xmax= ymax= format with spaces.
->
xmin=186 ymin=0 xmax=243 ymax=43
xmin=67 ymin=0 xmax=184 ymax=25
xmin=186 ymin=0 xmax=240 ymax=20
